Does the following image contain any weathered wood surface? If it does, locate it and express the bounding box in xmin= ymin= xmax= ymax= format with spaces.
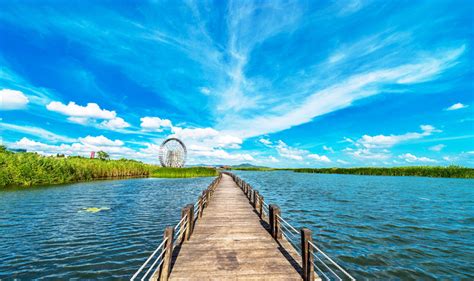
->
xmin=168 ymin=174 xmax=302 ymax=280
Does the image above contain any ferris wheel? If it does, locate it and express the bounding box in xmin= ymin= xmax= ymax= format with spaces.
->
xmin=159 ymin=138 xmax=187 ymax=168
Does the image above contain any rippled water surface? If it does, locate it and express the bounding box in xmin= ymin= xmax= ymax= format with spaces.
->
xmin=0 ymin=177 xmax=212 ymax=279
xmin=233 ymin=171 xmax=474 ymax=279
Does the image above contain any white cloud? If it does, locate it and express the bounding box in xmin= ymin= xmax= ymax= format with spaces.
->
xmin=337 ymin=159 xmax=349 ymax=165
xmin=100 ymin=117 xmax=130 ymax=130
xmin=349 ymin=148 xmax=391 ymax=160
xmin=429 ymin=144 xmax=445 ymax=151
xmin=46 ymin=101 xmax=116 ymax=119
xmin=140 ymin=117 xmax=173 ymax=132
xmin=344 ymin=125 xmax=441 ymax=163
xmin=0 ymin=89 xmax=29 ymax=110
xmin=191 ymin=149 xmax=254 ymax=161
xmin=68 ymin=117 xmax=90 ymax=125
xmin=446 ymin=103 xmax=468 ymax=111
xmin=79 ymin=135 xmax=124 ymax=146
xmin=308 ymin=154 xmax=331 ymax=163
xmin=357 ymin=125 xmax=440 ymax=149
xmin=170 ymin=126 xmax=242 ymax=149
xmin=200 ymin=87 xmax=211 ymax=95
xmin=268 ymin=156 xmax=279 ymax=163
xmin=399 ymin=153 xmax=437 ymax=163
xmin=443 ymin=156 xmax=454 ymax=162
xmin=259 ymin=138 xmax=272 ymax=146
xmin=275 ymin=140 xmax=307 ymax=161
xmin=323 ymin=145 xmax=334 ymax=153
xmin=171 ymin=127 xmax=216 ymax=138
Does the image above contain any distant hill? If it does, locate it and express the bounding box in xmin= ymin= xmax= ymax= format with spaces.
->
xmin=232 ymin=163 xmax=269 ymax=168
xmin=186 ymin=163 xmax=269 ymax=168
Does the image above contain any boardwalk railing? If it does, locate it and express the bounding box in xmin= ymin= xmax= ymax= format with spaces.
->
xmin=131 ymin=173 xmax=222 ymax=281
xmin=223 ymin=172 xmax=355 ymax=281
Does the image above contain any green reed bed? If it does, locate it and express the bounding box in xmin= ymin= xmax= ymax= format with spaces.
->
xmin=150 ymin=167 xmax=218 ymax=178
xmin=0 ymin=150 xmax=150 ymax=187
xmin=293 ymin=166 xmax=474 ymax=179
xmin=0 ymin=148 xmax=218 ymax=187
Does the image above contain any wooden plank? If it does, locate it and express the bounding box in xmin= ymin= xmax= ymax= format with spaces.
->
xmin=167 ymin=174 xmax=302 ymax=280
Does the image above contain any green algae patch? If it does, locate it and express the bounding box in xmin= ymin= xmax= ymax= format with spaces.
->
xmin=80 ymin=207 xmax=111 ymax=213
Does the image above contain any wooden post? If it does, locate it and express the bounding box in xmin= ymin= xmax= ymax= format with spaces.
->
xmin=258 ymin=194 xmax=264 ymax=218
xmin=180 ymin=206 xmax=189 ymax=244
xmin=160 ymin=226 xmax=174 ymax=281
xmin=202 ymin=190 xmax=207 ymax=208
xmin=301 ymin=228 xmax=314 ymax=281
xmin=198 ymin=195 xmax=204 ymax=218
xmin=254 ymin=191 xmax=259 ymax=209
xmin=206 ymin=188 xmax=211 ymax=205
xmin=186 ymin=204 xmax=194 ymax=240
xmin=269 ymin=204 xmax=281 ymax=239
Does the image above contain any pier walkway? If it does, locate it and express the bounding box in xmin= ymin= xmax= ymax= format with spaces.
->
xmin=132 ymin=172 xmax=354 ymax=281
xmin=168 ymin=173 xmax=301 ymax=280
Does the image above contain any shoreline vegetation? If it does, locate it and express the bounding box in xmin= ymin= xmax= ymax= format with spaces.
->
xmin=1 ymin=147 xmax=472 ymax=188
xmin=230 ymin=166 xmax=474 ymax=178
xmin=0 ymin=148 xmax=217 ymax=188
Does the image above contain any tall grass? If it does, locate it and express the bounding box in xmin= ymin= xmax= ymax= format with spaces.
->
xmin=0 ymin=149 xmax=217 ymax=188
xmin=150 ymin=167 xmax=218 ymax=178
xmin=294 ymin=166 xmax=474 ymax=179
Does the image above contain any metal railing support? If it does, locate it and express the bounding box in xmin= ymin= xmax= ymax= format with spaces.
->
xmin=301 ymin=228 xmax=314 ymax=281
xmin=159 ymin=227 xmax=174 ymax=281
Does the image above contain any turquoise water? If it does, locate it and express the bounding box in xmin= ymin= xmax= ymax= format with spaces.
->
xmin=0 ymin=177 xmax=211 ymax=279
xmin=1 ymin=173 xmax=473 ymax=279
xmin=233 ymin=170 xmax=474 ymax=279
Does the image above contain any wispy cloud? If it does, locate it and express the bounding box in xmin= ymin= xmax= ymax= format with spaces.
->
xmin=223 ymin=46 xmax=465 ymax=138
xmin=0 ymin=123 xmax=76 ymax=143
xmin=345 ymin=125 xmax=441 ymax=162
xmin=429 ymin=144 xmax=445 ymax=152
xmin=446 ymin=103 xmax=468 ymax=111
xmin=399 ymin=153 xmax=437 ymax=163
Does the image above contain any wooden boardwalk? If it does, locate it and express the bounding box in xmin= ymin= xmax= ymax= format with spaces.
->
xmin=168 ymin=174 xmax=302 ymax=280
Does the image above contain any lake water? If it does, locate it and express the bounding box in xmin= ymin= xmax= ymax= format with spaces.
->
xmin=0 ymin=177 xmax=211 ymax=279
xmin=233 ymin=170 xmax=474 ymax=279
xmin=1 ymin=172 xmax=473 ymax=279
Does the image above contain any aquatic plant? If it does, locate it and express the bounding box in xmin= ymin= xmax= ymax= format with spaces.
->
xmin=0 ymin=150 xmax=217 ymax=188
xmin=293 ymin=166 xmax=474 ymax=179
xmin=149 ymin=167 xmax=218 ymax=178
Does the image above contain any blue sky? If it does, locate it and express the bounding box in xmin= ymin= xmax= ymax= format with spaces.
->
xmin=0 ymin=0 xmax=473 ymax=167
